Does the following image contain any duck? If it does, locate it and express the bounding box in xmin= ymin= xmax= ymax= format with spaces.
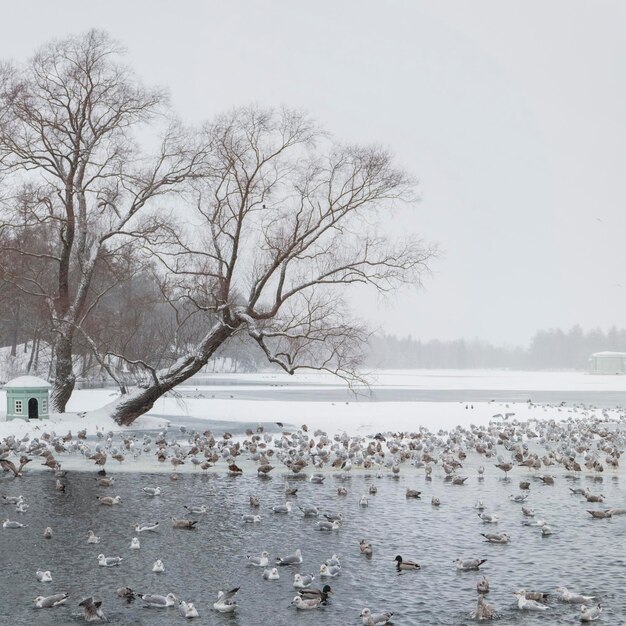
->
xmin=394 ymin=555 xmax=420 ymax=570
xmin=299 ymin=585 xmax=333 ymax=603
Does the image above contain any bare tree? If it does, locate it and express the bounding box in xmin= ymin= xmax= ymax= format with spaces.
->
xmin=111 ymin=106 xmax=437 ymax=424
xmin=0 ymin=30 xmax=206 ymax=410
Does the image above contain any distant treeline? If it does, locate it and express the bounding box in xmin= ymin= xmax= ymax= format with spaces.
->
xmin=366 ymin=326 xmax=626 ymax=370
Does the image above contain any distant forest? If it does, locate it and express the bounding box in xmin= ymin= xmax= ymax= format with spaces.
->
xmin=366 ymin=326 xmax=626 ymax=371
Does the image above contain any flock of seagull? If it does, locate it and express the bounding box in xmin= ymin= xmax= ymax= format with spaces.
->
xmin=1 ymin=400 xmax=625 ymax=622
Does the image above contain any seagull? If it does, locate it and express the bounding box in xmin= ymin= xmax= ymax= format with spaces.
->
xmin=97 ymin=554 xmax=123 ymax=567
xmin=247 ymin=551 xmax=270 ymax=567
xmin=478 ymin=513 xmax=499 ymax=523
xmin=477 ymin=576 xmax=490 ymax=593
xmin=360 ymin=539 xmax=373 ymax=555
xmin=134 ymin=522 xmax=159 ymax=533
xmin=359 ymin=495 xmax=369 ymax=506
xmin=33 ymin=593 xmax=69 ymax=608
xmin=292 ymin=595 xmax=321 ymax=609
xmin=152 ymin=559 xmax=165 ymax=573
xmin=79 ymin=596 xmax=106 ymax=622
xmin=298 ymin=504 xmax=319 ymax=517
xmin=43 ymin=527 xmax=53 ymax=539
xmin=262 ymin=567 xmax=280 ymax=580
xmin=360 ymin=607 xmax=394 ymax=625
xmin=272 ymin=502 xmax=292 ymax=514
xmin=293 ymin=573 xmax=315 ymax=588
xmin=455 ymin=558 xmax=487 ymax=571
xmin=130 ymin=537 xmax=140 ymax=550
xmin=242 ymin=514 xmax=262 ymax=523
xmin=471 ymin=594 xmax=495 ymax=620
xmin=96 ymin=496 xmax=121 ymax=506
xmin=320 ymin=563 xmax=341 ymax=577
xmin=276 ymin=548 xmax=303 ymax=565
xmin=555 ymin=587 xmax=595 ymax=603
xmin=580 ymin=604 xmax=603 ymax=621
xmin=481 ymin=532 xmax=510 ymax=544
xmin=213 ymin=587 xmax=239 ymax=612
xmin=140 ymin=593 xmax=177 ymax=608
xmin=172 ymin=518 xmax=198 ymax=529
xmin=316 ymin=520 xmax=341 ymax=531
xmin=36 ymin=570 xmax=52 ymax=582
xmin=178 ymin=600 xmax=199 ymax=618
xmin=87 ymin=530 xmax=100 ymax=543
xmin=3 ymin=519 xmax=27 ymax=528
xmin=142 ymin=486 xmax=161 ymax=496
xmin=183 ymin=505 xmax=208 ymax=515
xmin=514 ymin=591 xmax=549 ymax=610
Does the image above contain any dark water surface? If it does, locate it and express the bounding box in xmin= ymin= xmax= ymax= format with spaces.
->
xmin=1 ymin=464 xmax=624 ymax=625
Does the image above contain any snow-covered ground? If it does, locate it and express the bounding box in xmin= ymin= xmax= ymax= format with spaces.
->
xmin=1 ymin=370 xmax=624 ymax=443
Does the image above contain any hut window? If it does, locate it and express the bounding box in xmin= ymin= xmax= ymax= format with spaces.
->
xmin=42 ymin=399 xmax=48 ymax=413
xmin=15 ymin=400 xmax=22 ymax=414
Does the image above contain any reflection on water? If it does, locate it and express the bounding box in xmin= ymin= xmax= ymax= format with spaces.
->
xmin=0 ymin=461 xmax=624 ymax=625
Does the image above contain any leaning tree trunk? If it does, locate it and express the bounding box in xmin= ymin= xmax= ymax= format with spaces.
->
xmin=112 ymin=322 xmax=236 ymax=425
xmin=51 ymin=333 xmax=76 ymax=412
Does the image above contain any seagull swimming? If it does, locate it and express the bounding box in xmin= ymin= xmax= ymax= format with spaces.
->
xmin=36 ymin=570 xmax=52 ymax=582
xmin=247 ymin=551 xmax=270 ymax=567
xmin=360 ymin=607 xmax=394 ymax=625
xmin=277 ymin=548 xmax=303 ymax=565
xmin=152 ymin=559 xmax=165 ymax=573
xmin=140 ymin=593 xmax=177 ymax=608
xmin=97 ymin=554 xmax=122 ymax=567
xmin=580 ymin=603 xmax=603 ymax=621
xmin=293 ymin=573 xmax=315 ymax=588
xmin=555 ymin=587 xmax=595 ymax=603
xmin=514 ymin=591 xmax=549 ymax=610
xmin=134 ymin=522 xmax=159 ymax=533
xmin=291 ymin=595 xmax=321 ymax=610
xmin=130 ymin=537 xmax=140 ymax=550
xmin=178 ymin=600 xmax=199 ymax=618
xmin=455 ymin=558 xmax=487 ymax=571
xmin=79 ymin=596 xmax=106 ymax=622
xmin=33 ymin=593 xmax=69 ymax=608
xmin=213 ymin=587 xmax=239 ymax=612
xmin=263 ymin=567 xmax=280 ymax=580
xmin=87 ymin=530 xmax=100 ymax=544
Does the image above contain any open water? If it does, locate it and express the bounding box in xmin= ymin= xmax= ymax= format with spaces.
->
xmin=1 ymin=459 xmax=625 ymax=625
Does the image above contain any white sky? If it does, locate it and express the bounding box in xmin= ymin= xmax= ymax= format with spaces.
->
xmin=3 ymin=1 xmax=626 ymax=346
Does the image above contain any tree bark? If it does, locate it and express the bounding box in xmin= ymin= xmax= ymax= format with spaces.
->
xmin=112 ymin=322 xmax=235 ymax=425
xmin=51 ymin=334 xmax=76 ymax=412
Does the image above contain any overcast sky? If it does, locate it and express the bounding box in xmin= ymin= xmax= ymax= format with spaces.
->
xmin=3 ymin=1 xmax=625 ymax=346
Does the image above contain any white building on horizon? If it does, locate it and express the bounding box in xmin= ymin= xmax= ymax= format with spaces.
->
xmin=588 ymin=351 xmax=626 ymax=375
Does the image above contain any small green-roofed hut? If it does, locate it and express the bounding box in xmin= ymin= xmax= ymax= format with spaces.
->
xmin=4 ymin=376 xmax=52 ymax=421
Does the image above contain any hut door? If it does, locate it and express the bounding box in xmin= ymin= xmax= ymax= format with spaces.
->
xmin=28 ymin=398 xmax=38 ymax=419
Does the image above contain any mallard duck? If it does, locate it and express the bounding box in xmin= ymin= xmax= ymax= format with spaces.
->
xmin=298 ymin=585 xmax=333 ymax=602
xmin=394 ymin=555 xmax=420 ymax=570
